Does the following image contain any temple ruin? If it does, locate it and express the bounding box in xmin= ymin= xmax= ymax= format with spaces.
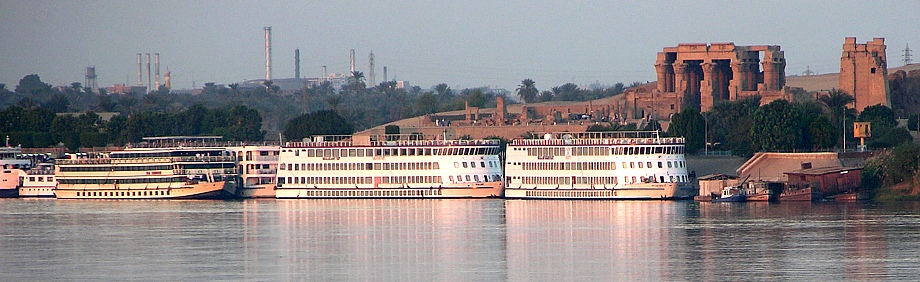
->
xmin=627 ymin=43 xmax=796 ymax=118
xmin=839 ymin=37 xmax=890 ymax=112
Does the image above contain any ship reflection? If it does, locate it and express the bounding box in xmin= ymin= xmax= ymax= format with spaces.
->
xmin=242 ymin=199 xmax=507 ymax=281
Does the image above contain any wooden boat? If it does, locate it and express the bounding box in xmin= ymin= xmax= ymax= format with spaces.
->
xmin=779 ymin=187 xmax=812 ymax=201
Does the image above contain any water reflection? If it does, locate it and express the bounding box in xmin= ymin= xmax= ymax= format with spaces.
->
xmin=504 ymin=200 xmax=920 ymax=280
xmin=242 ymin=199 xmax=507 ymax=281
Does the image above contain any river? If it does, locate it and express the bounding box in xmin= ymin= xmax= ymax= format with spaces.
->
xmin=1 ymin=199 xmax=918 ymax=280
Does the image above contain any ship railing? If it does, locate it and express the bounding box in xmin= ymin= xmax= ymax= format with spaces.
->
xmin=252 ymin=169 xmax=277 ymax=175
xmin=24 ymin=168 xmax=55 ymax=175
xmin=251 ymin=155 xmax=280 ymax=162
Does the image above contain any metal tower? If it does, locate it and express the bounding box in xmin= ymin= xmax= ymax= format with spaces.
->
xmin=904 ymin=44 xmax=913 ymax=66
xmin=350 ymin=49 xmax=355 ymax=73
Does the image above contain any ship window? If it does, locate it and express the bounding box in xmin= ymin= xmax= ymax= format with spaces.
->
xmin=357 ymin=149 xmax=364 ymax=157
xmin=349 ymin=149 xmax=357 ymax=157
xmin=294 ymin=164 xmax=300 ymax=170
xmin=658 ymin=162 xmax=663 ymax=168
xmin=462 ymin=162 xmax=468 ymax=168
xmin=307 ymin=150 xmax=315 ymax=157
xmin=449 ymin=175 xmax=454 ymax=182
xmin=471 ymin=162 xmax=476 ymax=168
xmin=474 ymin=175 xmax=480 ymax=182
xmin=647 ymin=162 xmax=652 ymax=168
xmin=481 ymin=161 xmax=486 ymax=168
xmin=638 ymin=162 xmax=643 ymax=168
xmin=668 ymin=161 xmax=672 ymax=168
xmin=465 ymin=175 xmax=471 ymax=181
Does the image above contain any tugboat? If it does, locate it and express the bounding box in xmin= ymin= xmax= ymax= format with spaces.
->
xmin=713 ymin=183 xmax=748 ymax=203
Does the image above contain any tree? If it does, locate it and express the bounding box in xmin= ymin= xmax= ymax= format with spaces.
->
xmin=415 ymin=92 xmax=438 ymax=115
xmin=516 ymin=79 xmax=538 ymax=103
xmin=283 ymin=110 xmax=354 ymax=141
xmin=751 ymin=99 xmax=801 ymax=151
xmin=668 ymin=107 xmax=705 ymax=154
xmin=15 ymin=74 xmax=52 ymax=96
xmin=858 ymin=104 xmax=896 ymax=128
xmin=347 ymin=71 xmax=365 ymax=95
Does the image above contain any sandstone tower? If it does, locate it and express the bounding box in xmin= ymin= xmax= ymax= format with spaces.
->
xmin=839 ymin=37 xmax=890 ymax=112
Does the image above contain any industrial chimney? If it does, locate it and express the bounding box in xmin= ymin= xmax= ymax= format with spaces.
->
xmin=265 ymin=27 xmax=272 ymax=81
xmin=154 ymin=53 xmax=160 ymax=90
xmin=368 ymin=51 xmax=375 ymax=86
xmin=350 ymin=49 xmax=355 ymax=73
xmin=137 ymin=53 xmax=142 ymax=86
xmin=145 ymin=53 xmax=151 ymax=93
xmin=295 ymin=48 xmax=300 ymax=79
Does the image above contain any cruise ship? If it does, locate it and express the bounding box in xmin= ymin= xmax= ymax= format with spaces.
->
xmin=54 ymin=136 xmax=239 ymax=199
xmin=275 ymin=134 xmax=503 ymax=198
xmin=229 ymin=145 xmax=280 ymax=198
xmin=504 ymin=131 xmax=694 ymax=199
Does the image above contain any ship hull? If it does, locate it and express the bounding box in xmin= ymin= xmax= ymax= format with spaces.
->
xmin=55 ymin=181 xmax=229 ymax=200
xmin=18 ymin=186 xmax=55 ymax=197
xmin=275 ymin=181 xmax=502 ymax=199
xmin=779 ymin=188 xmax=813 ymax=202
xmin=0 ymin=188 xmax=18 ymax=198
xmin=504 ymin=183 xmax=679 ymax=200
xmin=239 ymin=184 xmax=276 ymax=198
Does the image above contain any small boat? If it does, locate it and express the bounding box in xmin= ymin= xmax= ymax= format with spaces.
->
xmin=713 ymin=185 xmax=747 ymax=202
xmin=779 ymin=187 xmax=812 ymax=201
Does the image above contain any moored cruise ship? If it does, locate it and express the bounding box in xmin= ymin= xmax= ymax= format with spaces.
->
xmin=275 ymin=134 xmax=503 ymax=198
xmin=504 ymin=131 xmax=694 ymax=199
xmin=229 ymin=145 xmax=280 ymax=198
xmin=54 ymin=136 xmax=238 ymax=199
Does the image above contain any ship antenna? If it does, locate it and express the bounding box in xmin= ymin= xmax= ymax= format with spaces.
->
xmin=5 ymin=135 xmax=8 ymax=147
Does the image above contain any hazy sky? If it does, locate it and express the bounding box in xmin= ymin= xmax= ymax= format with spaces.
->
xmin=1 ymin=1 xmax=917 ymax=92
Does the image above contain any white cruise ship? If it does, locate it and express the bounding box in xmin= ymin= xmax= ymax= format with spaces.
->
xmin=275 ymin=134 xmax=503 ymax=198
xmin=229 ymin=145 xmax=279 ymax=198
xmin=54 ymin=136 xmax=239 ymax=199
xmin=504 ymin=131 xmax=694 ymax=199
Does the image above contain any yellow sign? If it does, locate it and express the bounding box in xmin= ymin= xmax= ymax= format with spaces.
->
xmin=853 ymin=122 xmax=871 ymax=138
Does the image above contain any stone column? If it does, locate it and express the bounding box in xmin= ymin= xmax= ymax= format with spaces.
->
xmin=655 ymin=63 xmax=670 ymax=92
xmin=762 ymin=60 xmax=775 ymax=91
xmin=731 ymin=61 xmax=743 ymax=99
xmin=672 ymin=62 xmax=687 ymax=98
xmin=700 ymin=62 xmax=715 ymax=111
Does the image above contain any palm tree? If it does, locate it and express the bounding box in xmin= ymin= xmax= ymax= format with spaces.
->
xmin=516 ymin=79 xmax=538 ymax=103
xmin=818 ymin=89 xmax=855 ymax=148
xmin=348 ymin=71 xmax=365 ymax=95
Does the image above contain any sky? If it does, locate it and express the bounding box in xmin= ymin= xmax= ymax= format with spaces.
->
xmin=1 ymin=1 xmax=917 ymax=92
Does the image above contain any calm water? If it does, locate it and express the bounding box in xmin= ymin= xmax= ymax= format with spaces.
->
xmin=1 ymin=199 xmax=919 ymax=281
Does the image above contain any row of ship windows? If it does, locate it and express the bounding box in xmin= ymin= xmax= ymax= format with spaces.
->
xmin=281 ymin=162 xmax=441 ymax=171
xmin=280 ymin=176 xmax=443 ymax=185
xmin=522 ymin=145 xmax=684 ymax=157
xmin=521 ymin=162 xmax=615 ymax=171
xmin=509 ymin=175 xmax=688 ymax=185
xmin=297 ymin=190 xmax=441 ymax=197
xmin=75 ymin=190 xmax=170 ymax=197
xmin=286 ymin=147 xmax=499 ymax=157
xmin=450 ymin=174 xmax=501 ymax=182
xmin=454 ymin=161 xmax=497 ymax=169
xmin=512 ymin=160 xmax=686 ymax=170
xmin=59 ymin=165 xmax=173 ymax=172
xmin=59 ymin=177 xmax=184 ymax=184
xmin=26 ymin=176 xmax=54 ymax=182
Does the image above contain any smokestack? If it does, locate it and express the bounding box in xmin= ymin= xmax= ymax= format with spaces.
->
xmin=145 ymin=53 xmax=151 ymax=93
xmin=383 ymin=66 xmax=388 ymax=83
xmin=165 ymin=70 xmax=171 ymax=89
xmin=368 ymin=51 xmax=375 ymax=86
xmin=265 ymin=27 xmax=272 ymax=81
xmin=350 ymin=49 xmax=355 ymax=73
xmin=322 ymin=66 xmax=327 ymax=81
xmin=154 ymin=53 xmax=160 ymax=90
xmin=137 ymin=53 xmax=142 ymax=86
xmin=295 ymin=48 xmax=300 ymax=79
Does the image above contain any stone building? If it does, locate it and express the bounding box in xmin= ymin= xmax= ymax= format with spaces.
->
xmin=839 ymin=37 xmax=890 ymax=112
xmin=626 ymin=42 xmax=797 ymax=119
